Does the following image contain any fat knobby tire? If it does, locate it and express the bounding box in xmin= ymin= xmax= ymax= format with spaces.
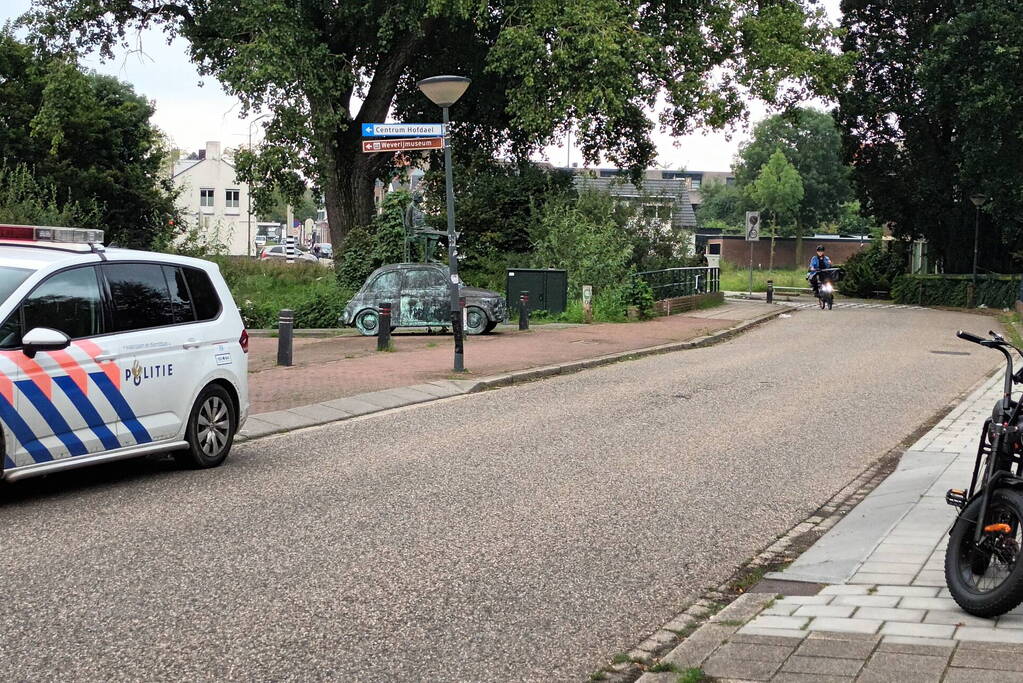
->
xmin=946 ymin=488 xmax=1023 ymax=617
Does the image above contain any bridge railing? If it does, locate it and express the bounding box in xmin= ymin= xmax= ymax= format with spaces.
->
xmin=634 ymin=266 xmax=720 ymax=300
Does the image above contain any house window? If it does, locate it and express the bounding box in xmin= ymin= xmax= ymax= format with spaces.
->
xmin=690 ymin=177 xmax=702 ymax=189
xmin=225 ymin=189 xmax=240 ymax=209
xmin=200 ymin=188 xmax=215 ymax=208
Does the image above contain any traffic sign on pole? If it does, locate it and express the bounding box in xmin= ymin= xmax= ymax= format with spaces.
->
xmin=745 ymin=212 xmax=761 ymax=241
xmin=361 ymin=138 xmax=446 ymax=154
xmin=362 ymin=123 xmax=444 ymax=138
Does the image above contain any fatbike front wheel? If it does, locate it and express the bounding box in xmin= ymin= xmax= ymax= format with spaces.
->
xmin=946 ymin=488 xmax=1023 ymax=617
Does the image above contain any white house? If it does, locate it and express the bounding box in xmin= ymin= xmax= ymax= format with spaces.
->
xmin=171 ymin=141 xmax=258 ymax=256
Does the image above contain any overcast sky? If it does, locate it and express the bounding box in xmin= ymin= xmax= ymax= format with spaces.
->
xmin=5 ymin=1 xmax=841 ymax=173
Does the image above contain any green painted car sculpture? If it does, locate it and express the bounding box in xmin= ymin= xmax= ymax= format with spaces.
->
xmin=340 ymin=263 xmax=507 ymax=336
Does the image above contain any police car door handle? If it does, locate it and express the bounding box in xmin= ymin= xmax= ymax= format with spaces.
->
xmin=183 ymin=338 xmax=202 ymax=350
xmin=96 ymin=353 xmax=116 ymax=362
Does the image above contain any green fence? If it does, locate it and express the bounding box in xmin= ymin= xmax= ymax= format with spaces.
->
xmin=892 ymin=274 xmax=1022 ymax=308
xmin=635 ymin=267 xmax=720 ymax=300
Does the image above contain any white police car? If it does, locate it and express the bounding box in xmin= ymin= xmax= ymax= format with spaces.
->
xmin=0 ymin=224 xmax=249 ymax=482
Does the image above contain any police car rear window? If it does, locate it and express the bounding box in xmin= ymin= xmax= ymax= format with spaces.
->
xmin=183 ymin=267 xmax=220 ymax=321
xmin=105 ymin=263 xmax=174 ymax=332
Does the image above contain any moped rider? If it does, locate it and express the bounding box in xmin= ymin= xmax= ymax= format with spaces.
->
xmin=807 ymin=245 xmax=832 ymax=296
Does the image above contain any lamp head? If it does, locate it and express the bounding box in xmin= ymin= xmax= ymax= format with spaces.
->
xmin=970 ymin=193 xmax=989 ymax=208
xmin=416 ymin=75 xmax=471 ymax=108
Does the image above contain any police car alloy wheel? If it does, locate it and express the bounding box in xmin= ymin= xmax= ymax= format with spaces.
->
xmin=178 ymin=384 xmax=236 ymax=468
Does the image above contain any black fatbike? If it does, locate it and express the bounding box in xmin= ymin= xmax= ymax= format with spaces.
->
xmin=946 ymin=329 xmax=1023 ymax=617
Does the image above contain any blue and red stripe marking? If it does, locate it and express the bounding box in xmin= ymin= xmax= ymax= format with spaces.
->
xmin=0 ymin=352 xmax=152 ymax=467
xmin=90 ymin=371 xmax=152 ymax=445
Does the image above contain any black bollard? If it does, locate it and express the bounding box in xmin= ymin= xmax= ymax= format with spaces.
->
xmin=453 ymin=297 xmax=466 ymax=371
xmin=766 ymin=279 xmax=774 ymax=304
xmin=518 ymin=291 xmax=530 ymax=331
xmin=277 ymin=309 xmax=294 ymax=366
xmin=377 ymin=302 xmax=391 ymax=351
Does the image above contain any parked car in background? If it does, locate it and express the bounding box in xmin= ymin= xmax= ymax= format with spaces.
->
xmin=254 ymin=235 xmax=267 ymax=249
xmin=258 ymin=245 xmax=319 ymax=264
xmin=312 ymin=243 xmax=332 ymax=260
xmin=341 ymin=263 xmax=507 ymax=336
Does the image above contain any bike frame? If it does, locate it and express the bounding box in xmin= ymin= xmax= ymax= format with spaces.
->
xmin=954 ymin=331 xmax=1023 ymax=544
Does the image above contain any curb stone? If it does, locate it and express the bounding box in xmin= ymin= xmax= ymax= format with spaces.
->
xmin=235 ymin=308 xmax=785 ymax=443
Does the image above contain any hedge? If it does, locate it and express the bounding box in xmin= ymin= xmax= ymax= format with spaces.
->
xmin=892 ymin=274 xmax=1022 ymax=308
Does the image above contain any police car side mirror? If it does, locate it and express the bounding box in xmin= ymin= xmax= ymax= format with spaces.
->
xmin=22 ymin=327 xmax=71 ymax=359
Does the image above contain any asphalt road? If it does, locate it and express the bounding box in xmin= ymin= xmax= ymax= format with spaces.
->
xmin=0 ymin=305 xmax=1002 ymax=681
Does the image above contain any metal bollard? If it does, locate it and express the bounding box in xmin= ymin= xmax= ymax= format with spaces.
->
xmin=377 ymin=302 xmax=391 ymax=351
xmin=277 ymin=309 xmax=294 ymax=366
xmin=766 ymin=279 xmax=774 ymax=304
xmin=454 ymin=297 xmax=466 ymax=371
xmin=518 ymin=291 xmax=529 ymax=330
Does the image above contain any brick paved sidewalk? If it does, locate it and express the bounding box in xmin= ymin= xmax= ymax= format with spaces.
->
xmin=634 ymin=371 xmax=1023 ymax=682
xmin=245 ymin=302 xmax=770 ymax=414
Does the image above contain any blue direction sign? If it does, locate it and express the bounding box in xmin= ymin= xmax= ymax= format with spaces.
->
xmin=362 ymin=123 xmax=444 ymax=138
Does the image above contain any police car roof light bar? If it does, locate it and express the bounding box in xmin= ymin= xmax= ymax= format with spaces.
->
xmin=0 ymin=224 xmax=104 ymax=245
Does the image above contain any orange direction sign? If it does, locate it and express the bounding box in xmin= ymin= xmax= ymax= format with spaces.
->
xmin=361 ymin=137 xmax=445 ymax=153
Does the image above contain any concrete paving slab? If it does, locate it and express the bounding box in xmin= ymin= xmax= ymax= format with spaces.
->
xmin=251 ymin=409 xmax=315 ymax=430
xmin=357 ymin=389 xmax=422 ymax=409
xmin=407 ymin=382 xmax=462 ymax=398
xmin=286 ymin=403 xmax=351 ymax=424
xmin=319 ymin=396 xmax=382 ymax=416
xmin=236 ymin=416 xmax=279 ymax=439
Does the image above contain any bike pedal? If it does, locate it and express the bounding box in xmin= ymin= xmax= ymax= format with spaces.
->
xmin=946 ymin=488 xmax=968 ymax=509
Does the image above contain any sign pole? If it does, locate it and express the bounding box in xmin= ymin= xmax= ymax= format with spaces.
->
xmin=748 ymin=242 xmax=753 ymax=298
xmin=442 ymin=106 xmax=464 ymax=373
xmin=744 ymin=211 xmax=760 ymax=299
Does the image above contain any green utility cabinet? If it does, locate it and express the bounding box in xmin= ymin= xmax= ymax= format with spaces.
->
xmin=506 ymin=268 xmax=568 ymax=314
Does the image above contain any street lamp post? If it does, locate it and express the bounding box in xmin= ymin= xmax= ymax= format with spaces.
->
xmin=970 ymin=193 xmax=989 ymax=285
xmin=417 ymin=75 xmax=471 ymax=373
xmin=247 ymin=113 xmax=271 ymax=257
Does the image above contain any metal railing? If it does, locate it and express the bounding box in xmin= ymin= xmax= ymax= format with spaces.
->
xmin=635 ymin=266 xmax=720 ymax=299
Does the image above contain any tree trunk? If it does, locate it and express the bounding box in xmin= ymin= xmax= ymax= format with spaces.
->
xmin=321 ymin=132 xmax=380 ymax=255
xmin=795 ymin=216 xmax=804 ymax=269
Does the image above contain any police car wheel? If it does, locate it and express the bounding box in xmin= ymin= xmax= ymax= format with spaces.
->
xmin=177 ymin=385 xmax=236 ymax=468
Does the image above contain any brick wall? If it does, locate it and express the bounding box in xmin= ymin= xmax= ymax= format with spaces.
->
xmin=707 ymin=237 xmax=870 ymax=269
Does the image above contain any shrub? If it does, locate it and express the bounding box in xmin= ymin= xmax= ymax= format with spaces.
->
xmin=531 ymin=191 xmax=634 ymax=292
xmin=839 ymin=241 xmax=908 ymax=298
xmin=293 ymin=290 xmax=351 ymax=329
xmin=335 ymin=226 xmax=376 ymax=290
xmin=625 ymin=276 xmax=656 ymax=319
xmin=892 ymin=274 xmax=1021 ymax=308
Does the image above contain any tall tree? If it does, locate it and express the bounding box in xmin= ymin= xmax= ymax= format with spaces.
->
xmin=25 ymin=0 xmax=847 ymax=256
xmin=837 ymin=0 xmax=1023 ymax=272
xmin=0 ymin=30 xmax=177 ymax=248
xmin=733 ymin=107 xmax=851 ymax=262
xmin=696 ymin=179 xmax=749 ymax=232
xmin=749 ymin=149 xmax=804 ymax=269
